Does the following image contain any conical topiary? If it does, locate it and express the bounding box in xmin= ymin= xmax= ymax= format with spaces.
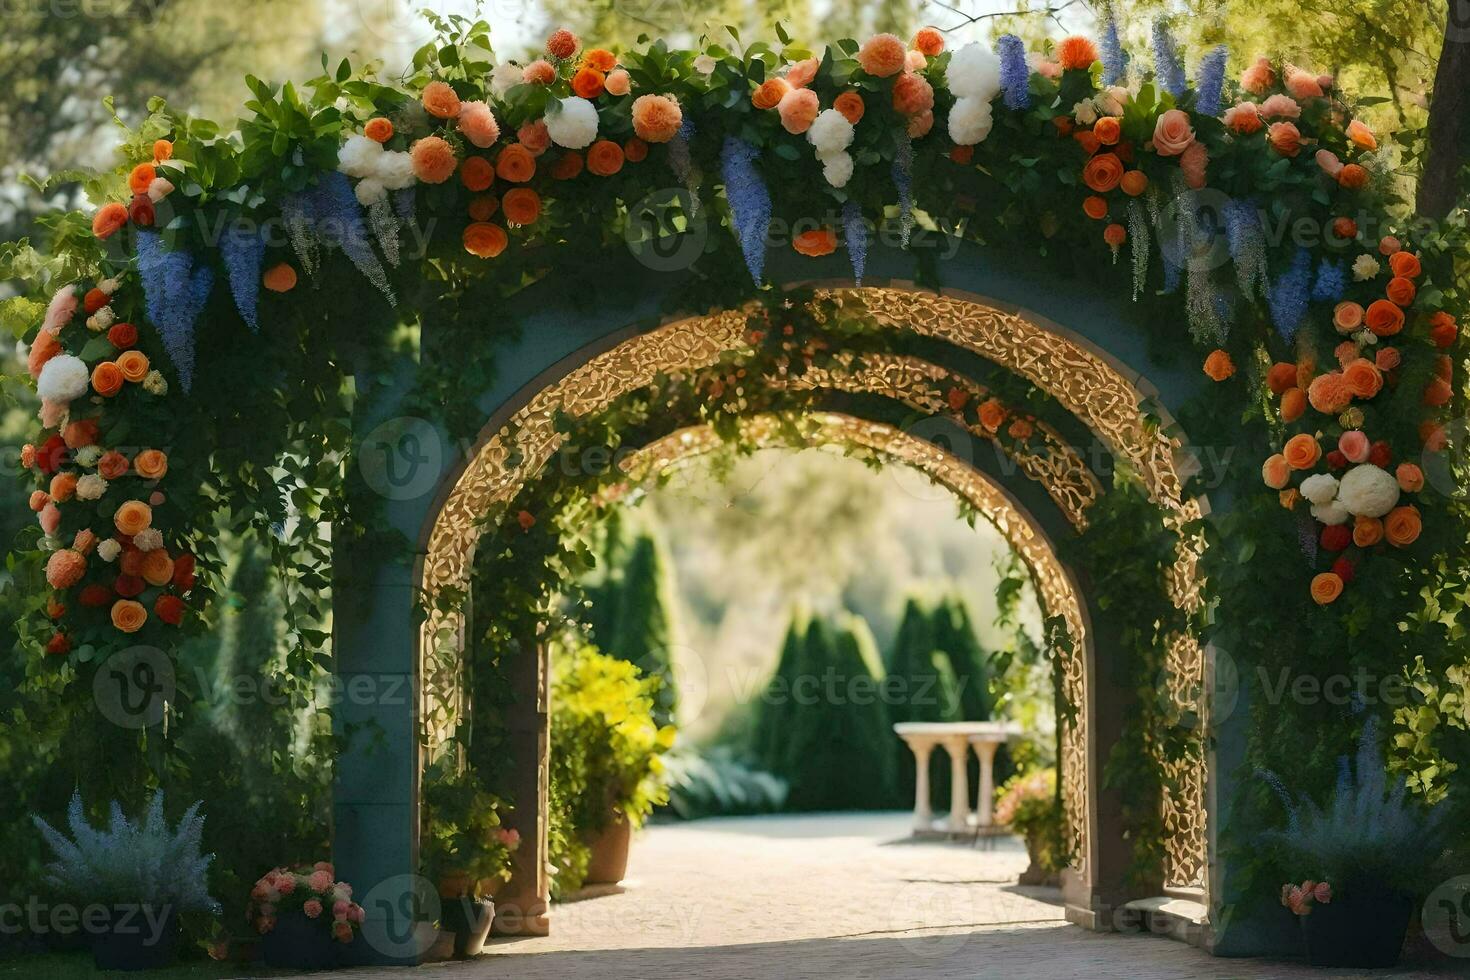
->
xmin=754 ymin=609 xmax=809 ymax=770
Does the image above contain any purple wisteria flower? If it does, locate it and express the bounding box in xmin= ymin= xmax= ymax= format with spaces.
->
xmin=720 ymin=137 xmax=771 ymax=286
xmin=1101 ymin=15 xmax=1126 ymax=86
xmin=1195 ymin=45 xmax=1228 ymax=117
xmin=842 ymin=200 xmax=867 ymax=285
xmin=1152 ymin=20 xmax=1186 ymax=99
xmin=136 ymin=230 xmax=213 ymax=392
xmin=1311 ymin=259 xmax=1347 ymax=303
xmin=1269 ymin=248 xmax=1314 ymax=342
xmin=220 ymin=223 xmax=265 ymax=332
xmin=997 ymin=34 xmax=1030 ymax=111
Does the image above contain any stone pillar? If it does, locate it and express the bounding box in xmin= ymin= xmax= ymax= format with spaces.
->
xmin=943 ymin=734 xmax=972 ymax=833
xmin=492 ymin=634 xmax=551 ymax=936
xmin=972 ymin=739 xmax=1002 ymax=827
xmin=910 ymin=737 xmax=936 ymax=832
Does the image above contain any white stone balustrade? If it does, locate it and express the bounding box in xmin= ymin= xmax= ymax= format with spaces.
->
xmin=893 ymin=721 xmax=1024 ymax=835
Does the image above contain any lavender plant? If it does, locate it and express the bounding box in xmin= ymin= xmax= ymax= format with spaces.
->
xmin=33 ymin=791 xmax=220 ymax=913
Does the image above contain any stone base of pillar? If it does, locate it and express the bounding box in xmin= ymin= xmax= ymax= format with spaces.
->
xmin=491 ymin=897 xmax=551 ymax=936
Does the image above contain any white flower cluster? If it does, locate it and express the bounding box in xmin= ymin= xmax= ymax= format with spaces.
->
xmin=1352 ymin=255 xmax=1380 ymax=281
xmin=946 ymin=43 xmax=1002 ymax=147
xmin=143 ymin=370 xmax=168 ymax=396
xmin=86 ymin=304 xmax=115 ymax=333
xmin=546 ymin=97 xmax=599 ymax=149
xmin=1301 ymin=465 xmax=1399 ymax=525
xmin=97 ymin=538 xmax=121 ymax=561
xmin=490 ymin=62 xmax=523 ymax=99
xmin=37 ymin=354 xmax=89 ymax=403
xmin=78 ymin=474 xmax=109 ymax=502
xmin=808 ymin=109 xmax=855 ymax=187
xmin=337 ymin=134 xmax=416 ymax=206
xmin=1073 ymin=86 xmax=1129 ymax=125
xmin=133 ymin=528 xmax=164 ymax=551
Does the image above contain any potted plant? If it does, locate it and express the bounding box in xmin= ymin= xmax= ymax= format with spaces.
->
xmin=1262 ymin=717 xmax=1447 ymax=968
xmin=549 ymin=637 xmax=675 ymax=893
xmin=421 ymin=762 xmax=520 ymax=958
xmin=33 ymin=790 xmax=219 ymax=971
xmin=993 ymin=768 xmax=1068 ymax=886
xmin=246 ymin=862 xmax=364 ymax=969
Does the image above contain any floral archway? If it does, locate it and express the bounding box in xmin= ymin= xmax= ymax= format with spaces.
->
xmin=10 ymin=10 xmax=1466 ymax=965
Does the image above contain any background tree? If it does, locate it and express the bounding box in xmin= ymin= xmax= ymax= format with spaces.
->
xmin=885 ymin=596 xmax=962 ymax=809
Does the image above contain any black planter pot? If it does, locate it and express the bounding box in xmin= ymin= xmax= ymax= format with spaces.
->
xmin=261 ymin=913 xmax=340 ymax=971
xmin=1301 ymin=891 xmax=1414 ymax=968
xmin=91 ymin=905 xmax=178 ymax=971
xmin=442 ymin=897 xmax=495 ymax=959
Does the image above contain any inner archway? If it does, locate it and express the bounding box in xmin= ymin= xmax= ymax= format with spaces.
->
xmin=399 ymin=283 xmax=1212 ymax=946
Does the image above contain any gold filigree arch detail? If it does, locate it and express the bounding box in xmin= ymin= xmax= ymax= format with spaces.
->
xmin=419 ymin=288 xmax=1209 ymax=893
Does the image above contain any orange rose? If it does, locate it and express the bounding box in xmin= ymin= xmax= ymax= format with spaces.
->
xmin=1082 ymin=152 xmax=1123 ymax=193
xmin=128 ymin=163 xmax=156 ymax=196
xmin=63 ymin=418 xmax=99 ymax=448
xmin=1332 ymin=301 xmax=1363 ymax=334
xmin=1093 ymin=117 xmax=1121 ymax=145
xmin=1307 ymin=373 xmax=1352 ymax=414
xmin=502 ymin=188 xmax=541 ymax=226
xmin=950 ymin=145 xmax=974 ymax=165
xmin=114 ymin=500 xmax=153 ymax=537
xmin=623 ymin=137 xmax=648 ymax=163
xmin=462 ymin=223 xmax=508 ymax=259
xmin=468 ymin=194 xmax=499 ymax=222
xmin=1388 ymin=251 xmax=1421 ymax=279
xmin=552 ymin=151 xmax=584 ymax=179
xmin=1337 ymin=164 xmax=1367 ymax=189
xmin=152 ymin=139 xmax=173 ymax=163
xmin=50 ymin=472 xmax=77 ymax=502
xmin=263 ymin=263 xmax=297 ymax=292
xmin=834 ymin=91 xmax=866 ymax=124
xmin=134 ymin=449 xmax=168 ymax=480
xmin=92 ymin=361 xmax=124 ymax=397
xmin=1120 ymin=170 xmax=1148 ymax=196
xmin=117 ymin=349 xmax=150 ymax=383
xmin=793 ymin=229 xmax=838 ymax=257
xmin=582 ymin=48 xmax=617 ymax=72
xmin=1353 ymin=516 xmax=1383 ymax=547
xmin=586 ymin=140 xmax=625 ymax=177
xmin=1346 ymin=119 xmax=1377 ymax=151
xmin=1423 ymin=377 xmax=1453 ymax=406
xmin=1261 ymin=454 xmax=1290 ymax=489
xmin=1429 ymin=312 xmax=1458 ymax=348
xmin=1074 ymin=130 xmax=1101 ymax=155
xmin=411 ymin=136 xmax=458 ymax=184
xmin=1310 ymin=572 xmax=1343 ymax=605
xmin=1267 ymin=121 xmax=1301 ymax=157
xmin=496 ymin=144 xmax=536 ymax=183
xmin=913 ymin=26 xmax=945 ymax=56
xmin=1082 ymin=195 xmax=1108 ymax=220
xmin=631 ymin=94 xmax=682 ymax=143
xmin=1395 ymin=462 xmax=1424 ymax=492
xmin=98 ymin=450 xmax=130 ymax=479
xmin=1385 ymin=276 xmax=1416 ymax=307
xmin=977 ymin=399 xmax=1007 ymax=431
xmin=571 ymin=66 xmax=606 ymax=99
xmin=459 ymin=156 xmax=494 ymax=192
xmin=1342 ymin=359 xmax=1383 ymax=399
xmin=1266 ymin=363 xmax=1298 ymax=395
xmin=1203 ymin=350 xmax=1235 ymax=381
xmin=364 ymin=118 xmax=394 ymax=143
xmin=1375 ymin=346 xmax=1401 ymax=372
xmin=421 ymin=80 xmax=461 ymax=119
xmin=1280 ymin=387 xmax=1307 ymax=422
xmin=752 ymin=77 xmax=791 ymax=110
xmin=110 ymin=599 xmax=148 ymax=633
xmin=1283 ymin=433 xmax=1321 ymax=470
xmin=1364 ymin=300 xmax=1404 ymax=337
xmin=1384 ymin=505 xmax=1421 ymax=547
xmin=92 ymin=202 xmax=128 ymax=239
xmin=1280 ymin=488 xmax=1302 ymax=510
xmin=140 ymin=548 xmax=175 ymax=587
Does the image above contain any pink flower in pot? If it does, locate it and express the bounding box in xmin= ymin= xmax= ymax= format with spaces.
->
xmin=303 ymin=899 xmax=323 ymax=919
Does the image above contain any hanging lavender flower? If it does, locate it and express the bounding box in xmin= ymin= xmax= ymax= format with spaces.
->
xmin=997 ymin=34 xmax=1031 ymax=111
xmin=1255 ymin=767 xmax=1300 ymax=834
xmin=136 ymin=230 xmax=212 ymax=392
xmin=1151 ymin=20 xmax=1186 ymax=99
xmin=1294 ymin=509 xmax=1319 ymax=567
xmin=1101 ymin=14 xmax=1126 ymax=86
xmin=368 ymin=198 xmax=400 ymax=267
xmin=1268 ymin=248 xmax=1313 ymax=343
xmin=1311 ymin=259 xmax=1347 ymax=303
xmin=393 ymin=187 xmax=416 ymax=226
xmin=279 ymin=193 xmax=320 ymax=276
xmin=720 ymin=137 xmax=771 ymax=286
xmin=669 ymin=116 xmax=699 ymax=216
xmin=1128 ymin=199 xmax=1151 ymax=300
xmin=311 ymin=171 xmax=395 ymax=304
xmin=1195 ymin=45 xmax=1228 ymax=117
xmin=892 ymin=134 xmax=914 ymax=248
xmin=1223 ymin=199 xmax=1267 ymax=299
xmin=842 ymin=200 xmax=867 ymax=285
xmin=220 ymin=223 xmax=265 ymax=332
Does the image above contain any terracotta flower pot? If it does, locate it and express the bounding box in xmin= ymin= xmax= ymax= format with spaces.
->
xmin=583 ymin=814 xmax=632 ymax=886
xmin=442 ymin=896 xmax=495 ymax=959
xmin=1300 ymin=890 xmax=1413 ymax=968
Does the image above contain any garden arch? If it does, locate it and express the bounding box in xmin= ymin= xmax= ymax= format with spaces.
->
xmin=333 ymin=245 xmax=1218 ymax=963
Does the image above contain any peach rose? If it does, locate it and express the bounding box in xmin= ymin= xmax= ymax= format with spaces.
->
xmin=785 ymin=57 xmax=819 ymax=89
xmin=1241 ymin=57 xmax=1275 ymax=95
xmin=604 ymin=69 xmax=631 ymax=97
xmin=115 ymin=500 xmax=153 ymax=537
xmin=857 ymin=33 xmax=907 ymax=77
xmin=834 ymin=91 xmax=866 ymax=124
xmin=111 ymin=599 xmax=148 ymax=633
xmin=462 ymin=223 xmax=507 ymax=259
xmin=140 ymin=549 xmax=174 ymax=587
xmin=1267 ymin=121 xmax=1301 ymax=157
xmin=134 ymin=449 xmax=168 ymax=480
xmin=1284 ymin=433 xmax=1322 ymax=470
xmin=1307 ymin=373 xmax=1352 ymax=414
xmin=516 ymin=120 xmax=550 ymax=155
xmin=117 ymin=349 xmax=149 ymax=383
xmin=1384 ymin=505 xmax=1421 ymax=547
xmin=1337 ymin=164 xmax=1368 ymax=189
xmin=1375 ymin=346 xmax=1401 ymax=371
xmin=1267 ymin=362 xmax=1299 ymax=395
xmin=1152 ymin=109 xmax=1194 ymax=157
xmin=46 ymin=549 xmax=86 ymax=589
xmin=913 ymin=27 xmax=944 ymax=57
xmin=1338 ymin=430 xmax=1370 ymax=463
xmin=1260 ymin=94 xmax=1301 ymax=119
xmin=1315 ymin=149 xmax=1344 ymax=177
xmin=421 ymin=81 xmax=460 ymax=119
xmin=521 ymin=60 xmax=556 ymax=85
xmin=1332 ymin=302 xmax=1363 ymax=333
xmin=906 ymin=110 xmax=934 ymax=138
xmin=1346 ymin=119 xmax=1377 ymax=151
xmin=751 ymin=77 xmax=791 ymax=110
xmin=91 ymin=361 xmax=124 ymax=397
xmin=1120 ymin=170 xmax=1148 ymax=196
xmin=892 ymin=71 xmax=935 ymax=117
xmin=49 ymin=472 xmax=77 ymax=502
xmin=631 ymin=94 xmax=682 ymax=143
xmin=1180 ymin=140 xmax=1208 ymax=189
xmin=495 ymin=144 xmax=536 ymax=183
xmin=1082 ymin=152 xmax=1124 ymax=193
xmin=1280 ymin=388 xmax=1307 ymax=423
xmin=1261 ymin=454 xmax=1290 ymax=489
xmin=457 ymin=101 xmax=501 ymax=148
xmin=776 ymin=88 xmax=819 ymax=134
xmin=1224 ymin=102 xmax=1262 ymax=135
xmin=1310 ymin=572 xmax=1343 ymax=605
xmin=1342 ymin=359 xmax=1383 ymax=399
xmin=1353 ymin=516 xmax=1383 ymax=547
xmin=1396 ymin=462 xmax=1424 ymax=492
xmin=410 ymin=136 xmax=457 ymax=184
